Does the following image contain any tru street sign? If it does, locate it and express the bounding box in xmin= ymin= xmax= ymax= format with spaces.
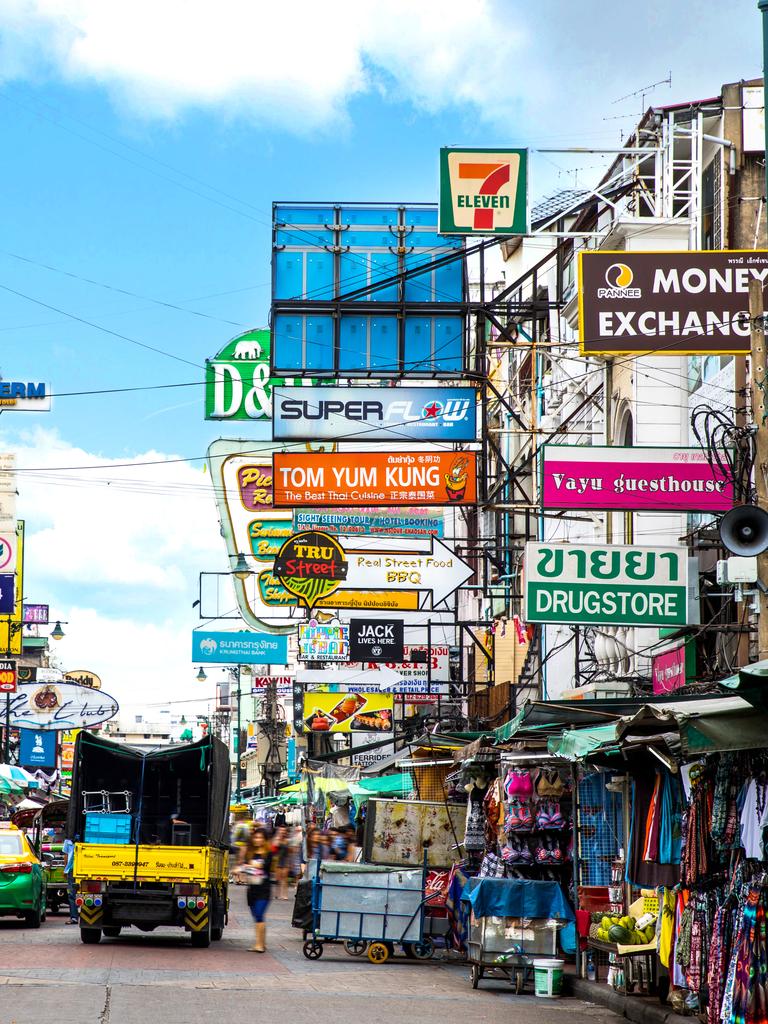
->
xmin=274 ymin=531 xmax=474 ymax=610
xmin=523 ymin=542 xmax=699 ymax=628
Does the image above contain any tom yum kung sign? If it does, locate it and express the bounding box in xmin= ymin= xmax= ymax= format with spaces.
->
xmin=272 ymin=452 xmax=477 ymax=507
xmin=541 ymin=446 xmax=733 ymax=512
xmin=578 ymin=250 xmax=768 ymax=356
xmin=523 ymin=543 xmax=699 ymax=628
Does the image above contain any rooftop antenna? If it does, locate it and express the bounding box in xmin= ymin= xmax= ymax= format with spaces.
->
xmin=604 ymin=72 xmax=673 ymax=120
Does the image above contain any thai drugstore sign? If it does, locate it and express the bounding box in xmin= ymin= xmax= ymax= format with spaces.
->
xmin=541 ymin=445 xmax=733 ymax=513
xmin=523 ymin=543 xmax=698 ymax=628
xmin=297 ymin=620 xmax=350 ymax=662
xmin=205 ymin=329 xmax=316 ymax=420
xmin=272 ymin=386 xmax=477 ymax=442
xmin=439 ymin=148 xmax=528 ymax=235
xmin=578 ymin=250 xmax=768 ymax=356
xmin=272 ymin=451 xmax=477 ymax=507
xmin=191 ymin=630 xmax=289 ymax=665
xmin=294 ymin=509 xmax=444 ymax=539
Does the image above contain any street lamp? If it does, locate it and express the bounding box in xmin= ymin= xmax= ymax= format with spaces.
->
xmin=231 ymin=553 xmax=252 ymax=581
xmin=50 ymin=620 xmax=66 ymax=641
xmin=196 ymin=666 xmax=207 ymax=683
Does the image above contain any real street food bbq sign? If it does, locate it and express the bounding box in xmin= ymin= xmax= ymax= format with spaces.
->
xmin=272 ymin=452 xmax=477 ymax=507
xmin=578 ymin=250 xmax=768 ymax=356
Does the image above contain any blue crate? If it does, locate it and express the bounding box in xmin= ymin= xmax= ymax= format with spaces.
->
xmin=84 ymin=812 xmax=132 ymax=845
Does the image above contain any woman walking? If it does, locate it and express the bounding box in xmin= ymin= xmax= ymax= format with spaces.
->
xmin=241 ymin=826 xmax=273 ymax=952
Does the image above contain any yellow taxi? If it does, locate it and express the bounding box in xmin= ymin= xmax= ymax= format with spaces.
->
xmin=0 ymin=821 xmax=46 ymax=927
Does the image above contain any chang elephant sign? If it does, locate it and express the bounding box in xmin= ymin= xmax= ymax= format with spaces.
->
xmin=523 ymin=543 xmax=698 ymax=628
xmin=205 ymin=329 xmax=317 ymax=421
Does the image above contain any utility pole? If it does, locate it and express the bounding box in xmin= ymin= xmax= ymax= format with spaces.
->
xmin=749 ymin=277 xmax=768 ymax=660
xmin=235 ymin=665 xmax=242 ymax=803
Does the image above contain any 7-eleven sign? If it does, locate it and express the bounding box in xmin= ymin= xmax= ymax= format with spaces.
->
xmin=439 ymin=148 xmax=528 ymax=236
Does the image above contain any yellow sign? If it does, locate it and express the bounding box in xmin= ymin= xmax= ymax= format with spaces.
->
xmin=303 ymin=692 xmax=393 ymax=734
xmin=0 ymin=521 xmax=23 ymax=655
xmin=64 ymin=669 xmax=102 ymax=690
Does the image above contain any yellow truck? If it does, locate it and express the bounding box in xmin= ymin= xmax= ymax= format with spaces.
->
xmin=67 ymin=732 xmax=231 ymax=947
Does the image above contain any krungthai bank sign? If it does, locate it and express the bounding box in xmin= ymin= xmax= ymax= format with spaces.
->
xmin=439 ymin=148 xmax=528 ymax=235
xmin=579 ymin=250 xmax=768 ymax=356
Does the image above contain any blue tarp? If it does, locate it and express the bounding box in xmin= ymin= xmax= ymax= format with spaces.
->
xmin=460 ymin=877 xmax=576 ymax=953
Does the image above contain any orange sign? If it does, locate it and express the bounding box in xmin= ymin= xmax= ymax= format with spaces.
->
xmin=272 ymin=452 xmax=477 ymax=507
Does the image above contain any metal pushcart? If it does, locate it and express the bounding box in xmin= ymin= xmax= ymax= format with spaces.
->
xmin=303 ymin=861 xmax=436 ymax=964
xmin=462 ymin=877 xmax=573 ymax=992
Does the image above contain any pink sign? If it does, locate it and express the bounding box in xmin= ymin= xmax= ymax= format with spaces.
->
xmin=652 ymin=645 xmax=687 ymax=694
xmin=542 ymin=446 xmax=733 ymax=512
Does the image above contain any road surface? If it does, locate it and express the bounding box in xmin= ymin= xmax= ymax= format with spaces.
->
xmin=0 ymin=887 xmax=617 ymax=1024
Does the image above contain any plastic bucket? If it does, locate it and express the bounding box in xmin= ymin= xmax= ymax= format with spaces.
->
xmin=533 ymin=958 xmax=564 ymax=998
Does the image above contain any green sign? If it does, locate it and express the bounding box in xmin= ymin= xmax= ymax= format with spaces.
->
xmin=205 ymin=329 xmax=317 ymax=421
xmin=523 ymin=542 xmax=698 ymax=628
xmin=439 ymin=148 xmax=528 ymax=236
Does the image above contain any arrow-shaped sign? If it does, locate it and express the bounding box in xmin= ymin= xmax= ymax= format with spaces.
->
xmin=343 ymin=536 xmax=473 ymax=606
xmin=274 ymin=532 xmax=473 ymax=610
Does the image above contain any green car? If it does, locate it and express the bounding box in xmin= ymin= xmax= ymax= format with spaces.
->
xmin=0 ymin=823 xmax=46 ymax=927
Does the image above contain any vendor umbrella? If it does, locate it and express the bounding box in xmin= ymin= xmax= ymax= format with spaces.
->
xmin=0 ymin=777 xmax=25 ymax=795
xmin=0 ymin=764 xmax=36 ymax=785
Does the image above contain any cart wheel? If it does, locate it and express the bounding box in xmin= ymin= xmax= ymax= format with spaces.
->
xmin=410 ymin=939 xmax=434 ymax=960
xmin=471 ymin=963 xmax=480 ymax=989
xmin=344 ymin=939 xmax=368 ymax=957
xmin=367 ymin=941 xmax=390 ymax=964
xmin=514 ymin=970 xmax=524 ymax=995
xmin=303 ymin=940 xmax=323 ymax=960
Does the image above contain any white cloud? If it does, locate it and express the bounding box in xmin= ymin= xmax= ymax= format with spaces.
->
xmin=1 ymin=426 xmax=233 ymax=714
xmin=0 ymin=0 xmax=528 ymax=129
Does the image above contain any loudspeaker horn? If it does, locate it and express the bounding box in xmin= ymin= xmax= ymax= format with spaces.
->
xmin=719 ymin=505 xmax=768 ymax=556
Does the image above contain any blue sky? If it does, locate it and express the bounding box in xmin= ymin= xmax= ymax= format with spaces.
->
xmin=0 ymin=0 xmax=761 ymax=717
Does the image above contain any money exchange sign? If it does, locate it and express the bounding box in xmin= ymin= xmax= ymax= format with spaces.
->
xmin=523 ymin=543 xmax=698 ymax=628
xmin=578 ymin=250 xmax=768 ymax=356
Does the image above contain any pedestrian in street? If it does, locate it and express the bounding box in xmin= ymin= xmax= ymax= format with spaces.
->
xmin=272 ymin=825 xmax=290 ymax=899
xmin=241 ymin=826 xmax=273 ymax=952
xmin=62 ymin=834 xmax=78 ymax=924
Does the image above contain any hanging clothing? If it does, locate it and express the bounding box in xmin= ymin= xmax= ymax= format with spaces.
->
xmin=463 ymin=784 xmax=487 ymax=852
xmin=739 ymin=780 xmax=768 ymax=860
xmin=659 ymin=770 xmax=683 ymax=865
xmin=659 ymin=888 xmax=676 ymax=968
xmin=628 ymin=774 xmax=679 ymax=888
xmin=643 ymin=773 xmax=662 ymax=862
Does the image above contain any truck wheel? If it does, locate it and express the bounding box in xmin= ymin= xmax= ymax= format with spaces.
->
xmin=80 ymin=928 xmax=102 ymax=944
xmin=211 ymin=926 xmax=223 ymax=941
xmin=103 ymin=926 xmax=121 ymax=937
xmin=49 ymin=902 xmax=59 ymax=916
xmin=191 ymin=920 xmax=211 ymax=948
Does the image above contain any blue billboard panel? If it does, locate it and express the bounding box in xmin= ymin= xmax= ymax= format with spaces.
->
xmin=19 ymin=728 xmax=56 ymax=769
xmin=273 ymin=386 xmax=476 ymax=442
xmin=271 ymin=203 xmax=466 ymax=376
xmin=192 ymin=631 xmax=288 ymax=665
xmin=0 ymin=574 xmax=14 ymax=614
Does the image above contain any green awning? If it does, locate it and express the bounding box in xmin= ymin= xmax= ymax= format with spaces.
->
xmin=679 ymin=708 xmax=768 ymax=756
xmin=355 ymin=772 xmax=413 ymax=795
xmin=546 ymin=724 xmax=619 ymax=760
xmin=494 ymin=707 xmax=527 ymax=742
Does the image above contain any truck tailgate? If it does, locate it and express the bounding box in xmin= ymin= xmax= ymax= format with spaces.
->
xmin=74 ymin=844 xmax=213 ymax=882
